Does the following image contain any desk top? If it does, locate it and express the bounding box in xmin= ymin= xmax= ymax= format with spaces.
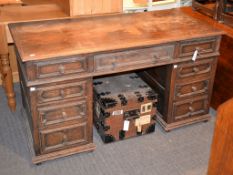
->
xmin=9 ymin=8 xmax=223 ymax=62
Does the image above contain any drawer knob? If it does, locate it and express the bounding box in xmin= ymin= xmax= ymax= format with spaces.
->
xmin=193 ymin=67 xmax=199 ymax=73
xmin=80 ymin=112 xmax=85 ymax=116
xmin=191 ymin=86 xmax=197 ymax=92
xmin=59 ymin=65 xmax=65 ymax=74
xmin=153 ymin=55 xmax=159 ymax=59
xmin=189 ymin=106 xmax=194 ymax=112
xmin=60 ymin=89 xmax=65 ymax=98
xmin=195 ymin=47 xmax=204 ymax=52
xmin=62 ymin=111 xmax=67 ymax=118
xmin=153 ymin=55 xmax=159 ymax=64
xmin=63 ymin=135 xmax=68 ymax=144
xmin=176 ymin=92 xmax=182 ymax=98
xmin=112 ymin=62 xmax=116 ymax=68
xmin=195 ymin=47 xmax=201 ymax=51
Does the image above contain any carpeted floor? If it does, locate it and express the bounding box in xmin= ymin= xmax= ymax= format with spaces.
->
xmin=0 ymin=84 xmax=216 ymax=175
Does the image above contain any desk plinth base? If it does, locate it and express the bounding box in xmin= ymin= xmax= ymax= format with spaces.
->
xmin=32 ymin=143 xmax=96 ymax=164
xmin=156 ymin=112 xmax=211 ymax=132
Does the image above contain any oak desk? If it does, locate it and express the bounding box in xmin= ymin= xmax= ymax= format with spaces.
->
xmin=9 ymin=9 xmax=223 ymax=163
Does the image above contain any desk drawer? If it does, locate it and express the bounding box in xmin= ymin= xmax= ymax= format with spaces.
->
xmin=174 ymin=79 xmax=210 ymax=100
xmin=40 ymin=123 xmax=87 ymax=153
xmin=94 ymin=44 xmax=174 ymax=72
xmin=178 ymin=37 xmax=217 ymax=58
xmin=175 ymin=58 xmax=214 ymax=81
xmin=38 ymin=100 xmax=87 ymax=128
xmin=172 ymin=96 xmax=209 ymax=122
xmin=32 ymin=56 xmax=89 ymax=80
xmin=36 ymin=80 xmax=88 ymax=104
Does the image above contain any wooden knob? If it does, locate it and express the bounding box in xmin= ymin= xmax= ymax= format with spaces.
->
xmin=112 ymin=62 xmax=116 ymax=68
xmin=60 ymin=89 xmax=65 ymax=98
xmin=63 ymin=135 xmax=68 ymax=144
xmin=152 ymin=55 xmax=159 ymax=64
xmin=193 ymin=67 xmax=199 ymax=73
xmin=191 ymin=86 xmax=197 ymax=92
xmin=59 ymin=65 xmax=65 ymax=74
xmin=189 ymin=106 xmax=194 ymax=112
xmin=80 ymin=112 xmax=85 ymax=116
xmin=153 ymin=55 xmax=159 ymax=59
xmin=62 ymin=111 xmax=67 ymax=118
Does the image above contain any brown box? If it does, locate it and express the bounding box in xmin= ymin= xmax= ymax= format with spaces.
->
xmin=93 ymin=73 xmax=158 ymax=143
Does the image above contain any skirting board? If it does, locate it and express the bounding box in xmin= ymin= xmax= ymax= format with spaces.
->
xmin=156 ymin=112 xmax=211 ymax=132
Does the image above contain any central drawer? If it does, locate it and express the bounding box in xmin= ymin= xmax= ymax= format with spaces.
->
xmin=94 ymin=44 xmax=174 ymax=72
xmin=40 ymin=123 xmax=88 ymax=153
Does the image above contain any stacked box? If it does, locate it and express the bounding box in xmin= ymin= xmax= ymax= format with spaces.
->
xmin=93 ymin=73 xmax=158 ymax=143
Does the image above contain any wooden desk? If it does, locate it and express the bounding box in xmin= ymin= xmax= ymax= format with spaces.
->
xmin=9 ymin=9 xmax=223 ymax=163
xmin=0 ymin=3 xmax=68 ymax=111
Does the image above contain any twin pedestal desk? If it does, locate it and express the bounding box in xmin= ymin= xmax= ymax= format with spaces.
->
xmin=9 ymin=9 xmax=223 ymax=164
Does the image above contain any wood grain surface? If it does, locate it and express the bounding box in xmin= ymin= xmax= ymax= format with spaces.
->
xmin=9 ymin=8 xmax=223 ymax=62
xmin=0 ymin=0 xmax=22 ymax=5
xmin=207 ymin=98 xmax=233 ymax=175
xmin=0 ymin=4 xmax=68 ymax=24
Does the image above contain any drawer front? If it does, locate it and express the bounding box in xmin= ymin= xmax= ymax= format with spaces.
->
xmin=37 ymin=80 xmax=88 ymax=104
xmin=174 ymin=79 xmax=210 ymax=100
xmin=175 ymin=58 xmax=214 ymax=81
xmin=36 ymin=57 xmax=88 ymax=79
xmin=172 ymin=97 xmax=209 ymax=121
xmin=178 ymin=37 xmax=217 ymax=58
xmin=94 ymin=44 xmax=174 ymax=72
xmin=40 ymin=123 xmax=87 ymax=153
xmin=38 ymin=100 xmax=87 ymax=127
